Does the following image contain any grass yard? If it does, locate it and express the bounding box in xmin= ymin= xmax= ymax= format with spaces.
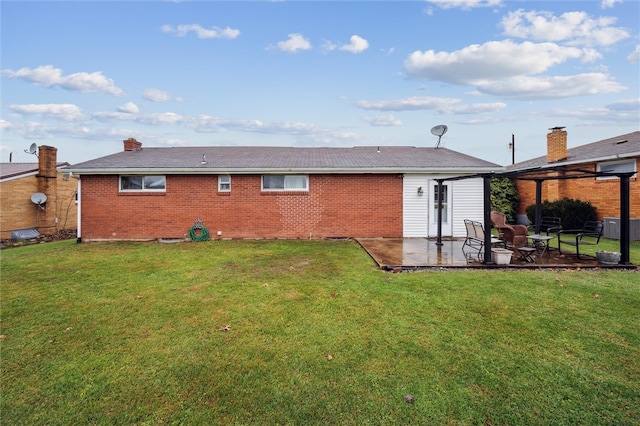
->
xmin=1 ymin=239 xmax=639 ymax=425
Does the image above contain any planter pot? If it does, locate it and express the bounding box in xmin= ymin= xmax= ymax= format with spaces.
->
xmin=596 ymin=250 xmax=621 ymax=265
xmin=491 ymin=248 xmax=513 ymax=265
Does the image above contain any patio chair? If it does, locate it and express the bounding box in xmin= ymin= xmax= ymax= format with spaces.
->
xmin=462 ymin=219 xmax=504 ymax=259
xmin=532 ymin=216 xmax=562 ymax=235
xmin=557 ymin=220 xmax=604 ymax=259
xmin=490 ymin=211 xmax=528 ymax=248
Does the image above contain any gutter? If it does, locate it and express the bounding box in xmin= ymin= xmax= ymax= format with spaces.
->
xmin=508 ymin=151 xmax=640 ymax=172
xmin=63 ymin=166 xmax=503 ymax=176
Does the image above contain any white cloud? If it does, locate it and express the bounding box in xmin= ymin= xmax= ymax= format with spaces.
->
xmin=362 ymin=115 xmax=402 ymax=127
xmin=275 ymin=33 xmax=312 ymax=52
xmin=426 ymin=0 xmax=503 ymax=10
xmin=355 ymin=96 xmax=506 ymax=114
xmin=161 ymin=24 xmax=240 ymax=39
xmin=501 ymin=10 xmax=629 ymax=47
xmin=117 ymin=102 xmax=139 ymax=114
xmin=339 ymin=35 xmax=369 ymax=53
xmin=627 ymin=45 xmax=640 ymax=64
xmin=1 ymin=65 xmax=123 ymax=96
xmin=601 ymin=0 xmax=622 ymax=9
xmin=405 ymin=40 xmax=586 ymax=82
xmin=93 ymin=111 xmax=186 ymax=126
xmin=476 ymin=73 xmax=625 ymax=100
xmin=143 ymin=88 xmax=181 ymax=102
xmin=9 ymin=103 xmax=85 ymax=121
xmin=402 ymin=40 xmax=625 ymax=99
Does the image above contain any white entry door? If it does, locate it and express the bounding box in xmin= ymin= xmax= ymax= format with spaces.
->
xmin=428 ymin=182 xmax=452 ymax=237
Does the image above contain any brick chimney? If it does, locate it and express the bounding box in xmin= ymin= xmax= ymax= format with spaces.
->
xmin=123 ymin=137 xmax=142 ymax=151
xmin=36 ymin=145 xmax=58 ymax=232
xmin=547 ymin=127 xmax=567 ymax=163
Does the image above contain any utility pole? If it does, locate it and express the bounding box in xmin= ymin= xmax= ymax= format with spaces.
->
xmin=508 ymin=134 xmax=515 ymax=165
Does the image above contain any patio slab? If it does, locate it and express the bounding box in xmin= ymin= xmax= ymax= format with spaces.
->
xmin=356 ymin=238 xmax=635 ymax=270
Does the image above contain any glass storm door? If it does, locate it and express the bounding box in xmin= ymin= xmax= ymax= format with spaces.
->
xmin=429 ymin=182 xmax=452 ymax=236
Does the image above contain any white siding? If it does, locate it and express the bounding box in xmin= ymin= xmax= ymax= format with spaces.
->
xmin=404 ymin=175 xmax=487 ymax=238
xmin=403 ymin=175 xmax=429 ymax=237
xmin=451 ymin=178 xmax=485 ymax=238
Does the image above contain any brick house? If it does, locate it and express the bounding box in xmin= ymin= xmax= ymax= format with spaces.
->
xmin=509 ymin=128 xmax=639 ymax=222
xmin=65 ymin=138 xmax=500 ymax=242
xmin=0 ymin=146 xmax=78 ymax=240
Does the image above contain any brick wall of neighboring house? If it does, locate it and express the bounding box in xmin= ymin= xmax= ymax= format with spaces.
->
xmin=514 ymin=158 xmax=639 ymax=220
xmin=79 ymin=174 xmax=403 ymax=241
xmin=0 ymin=170 xmax=78 ymax=240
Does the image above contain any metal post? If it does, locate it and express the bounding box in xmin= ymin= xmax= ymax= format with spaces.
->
xmin=534 ymin=179 xmax=543 ymax=234
xmin=436 ymin=179 xmax=443 ymax=246
xmin=619 ymin=174 xmax=631 ymax=264
xmin=483 ymin=175 xmax=493 ymax=264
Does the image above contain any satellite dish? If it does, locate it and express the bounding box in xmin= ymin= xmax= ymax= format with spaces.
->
xmin=31 ymin=192 xmax=47 ymax=205
xmin=430 ymin=125 xmax=448 ymax=148
xmin=430 ymin=125 xmax=448 ymax=137
xmin=24 ymin=143 xmax=38 ymax=156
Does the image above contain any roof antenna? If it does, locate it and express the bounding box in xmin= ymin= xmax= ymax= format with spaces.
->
xmin=430 ymin=125 xmax=448 ymax=148
xmin=24 ymin=143 xmax=38 ymax=157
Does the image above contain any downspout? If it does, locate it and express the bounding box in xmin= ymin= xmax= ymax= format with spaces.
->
xmin=76 ymin=178 xmax=82 ymax=243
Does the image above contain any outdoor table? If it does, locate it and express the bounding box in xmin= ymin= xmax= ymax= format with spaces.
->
xmin=516 ymin=247 xmax=536 ymax=263
xmin=527 ymin=234 xmax=555 ymax=256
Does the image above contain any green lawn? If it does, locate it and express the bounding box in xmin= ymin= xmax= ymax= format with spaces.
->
xmin=1 ymin=239 xmax=639 ymax=425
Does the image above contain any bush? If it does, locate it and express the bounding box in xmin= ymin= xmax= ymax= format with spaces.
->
xmin=491 ymin=177 xmax=519 ymax=224
xmin=525 ymin=198 xmax=597 ymax=230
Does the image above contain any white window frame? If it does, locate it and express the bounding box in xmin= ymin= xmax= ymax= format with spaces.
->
xmin=261 ymin=175 xmax=309 ymax=191
xmin=218 ymin=175 xmax=231 ymax=192
xmin=596 ymin=159 xmax=637 ymax=180
xmin=119 ymin=175 xmax=166 ymax=192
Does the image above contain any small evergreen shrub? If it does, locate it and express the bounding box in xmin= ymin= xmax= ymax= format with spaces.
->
xmin=491 ymin=177 xmax=519 ymax=224
xmin=525 ymin=198 xmax=597 ymax=230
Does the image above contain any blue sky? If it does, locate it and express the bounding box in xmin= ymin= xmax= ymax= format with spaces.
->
xmin=2 ymin=0 xmax=639 ymax=166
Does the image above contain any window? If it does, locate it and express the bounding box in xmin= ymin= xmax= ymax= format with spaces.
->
xmin=262 ymin=175 xmax=308 ymax=191
xmin=120 ymin=175 xmax=166 ymax=191
xmin=218 ymin=175 xmax=231 ymax=192
xmin=597 ymin=159 xmax=636 ymax=180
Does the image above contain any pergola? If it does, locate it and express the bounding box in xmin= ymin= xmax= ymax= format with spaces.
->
xmin=433 ymin=165 xmax=634 ymax=265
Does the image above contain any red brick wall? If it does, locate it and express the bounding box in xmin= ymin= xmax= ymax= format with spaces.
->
xmin=514 ymin=159 xmax=639 ymax=220
xmin=79 ymin=174 xmax=403 ymax=241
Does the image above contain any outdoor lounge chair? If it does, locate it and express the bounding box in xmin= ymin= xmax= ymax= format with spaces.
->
xmin=557 ymin=220 xmax=604 ymax=259
xmin=490 ymin=211 xmax=528 ymax=248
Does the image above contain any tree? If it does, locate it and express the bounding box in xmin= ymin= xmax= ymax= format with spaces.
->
xmin=491 ymin=177 xmax=519 ymax=224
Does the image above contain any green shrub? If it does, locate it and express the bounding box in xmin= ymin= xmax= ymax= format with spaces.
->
xmin=491 ymin=177 xmax=519 ymax=223
xmin=525 ymin=198 xmax=597 ymax=230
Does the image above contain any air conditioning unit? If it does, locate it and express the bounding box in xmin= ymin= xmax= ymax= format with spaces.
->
xmin=603 ymin=217 xmax=640 ymax=241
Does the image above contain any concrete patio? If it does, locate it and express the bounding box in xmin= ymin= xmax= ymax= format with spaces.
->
xmin=356 ymin=238 xmax=633 ymax=270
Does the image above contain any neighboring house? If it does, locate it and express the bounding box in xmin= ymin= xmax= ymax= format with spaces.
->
xmin=65 ymin=138 xmax=501 ymax=242
xmin=509 ymin=128 xmax=639 ymax=226
xmin=0 ymin=146 xmax=78 ymax=240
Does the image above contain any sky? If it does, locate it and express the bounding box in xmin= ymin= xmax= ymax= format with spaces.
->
xmin=1 ymin=0 xmax=639 ymax=167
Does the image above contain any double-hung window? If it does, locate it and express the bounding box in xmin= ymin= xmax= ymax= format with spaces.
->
xmin=262 ymin=175 xmax=308 ymax=191
xmin=218 ymin=175 xmax=231 ymax=192
xmin=120 ymin=175 xmax=166 ymax=191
